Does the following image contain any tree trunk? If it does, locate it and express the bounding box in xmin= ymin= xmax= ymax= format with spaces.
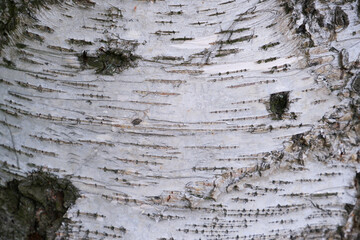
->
xmin=0 ymin=0 xmax=360 ymax=239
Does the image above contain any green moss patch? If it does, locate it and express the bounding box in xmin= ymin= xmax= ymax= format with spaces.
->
xmin=269 ymin=91 xmax=289 ymax=120
xmin=333 ymin=6 xmax=349 ymax=29
xmin=353 ymin=73 xmax=360 ymax=94
xmin=78 ymin=48 xmax=139 ymax=75
xmin=0 ymin=0 xmax=63 ymax=51
xmin=0 ymin=171 xmax=79 ymax=240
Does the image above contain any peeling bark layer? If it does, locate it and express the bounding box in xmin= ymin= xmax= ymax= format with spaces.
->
xmin=0 ymin=0 xmax=360 ymax=239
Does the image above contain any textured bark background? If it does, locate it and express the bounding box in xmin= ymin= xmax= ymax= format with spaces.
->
xmin=0 ymin=0 xmax=360 ymax=239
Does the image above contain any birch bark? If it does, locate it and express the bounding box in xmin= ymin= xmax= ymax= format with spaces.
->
xmin=0 ymin=0 xmax=360 ymax=239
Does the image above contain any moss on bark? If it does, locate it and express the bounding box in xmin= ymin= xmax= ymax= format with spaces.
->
xmin=0 ymin=0 xmax=63 ymax=51
xmin=0 ymin=171 xmax=79 ymax=240
xmin=269 ymin=91 xmax=289 ymax=120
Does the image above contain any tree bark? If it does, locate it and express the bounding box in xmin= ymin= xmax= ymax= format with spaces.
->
xmin=0 ymin=0 xmax=360 ymax=239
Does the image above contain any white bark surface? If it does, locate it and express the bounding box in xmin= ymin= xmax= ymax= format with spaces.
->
xmin=0 ymin=0 xmax=360 ymax=239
